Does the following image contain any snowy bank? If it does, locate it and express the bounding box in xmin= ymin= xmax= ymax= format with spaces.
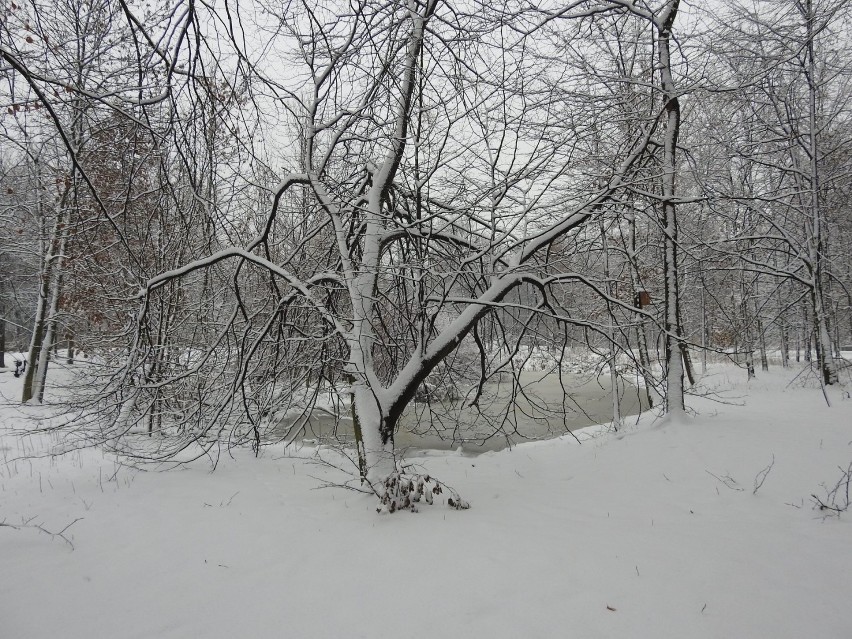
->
xmin=1 ymin=365 xmax=851 ymax=638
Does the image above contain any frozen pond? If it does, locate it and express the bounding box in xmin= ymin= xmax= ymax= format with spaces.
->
xmin=274 ymin=371 xmax=650 ymax=454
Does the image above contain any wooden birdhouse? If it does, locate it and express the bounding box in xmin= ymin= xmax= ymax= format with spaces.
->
xmin=634 ymin=290 xmax=652 ymax=308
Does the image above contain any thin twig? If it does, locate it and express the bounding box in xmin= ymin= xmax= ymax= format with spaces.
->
xmin=706 ymin=470 xmax=743 ymax=491
xmin=753 ymin=454 xmax=775 ymax=494
xmin=0 ymin=516 xmax=83 ymax=550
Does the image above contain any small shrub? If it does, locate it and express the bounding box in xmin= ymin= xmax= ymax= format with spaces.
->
xmin=377 ymin=466 xmax=470 ymax=514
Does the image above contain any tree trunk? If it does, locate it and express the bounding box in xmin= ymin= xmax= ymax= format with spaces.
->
xmin=803 ymin=0 xmax=837 ymax=385
xmin=66 ymin=332 xmax=74 ymax=365
xmin=757 ymin=315 xmax=769 ymax=372
xmin=833 ymin=304 xmax=841 ymax=358
xmin=658 ymin=0 xmax=686 ymax=414
xmin=22 ymin=260 xmax=52 ymax=402
xmin=600 ymin=219 xmax=621 ymax=429
xmin=33 ymin=213 xmax=69 ymax=403
xmin=803 ymin=303 xmax=812 ymax=362
xmin=352 ymin=379 xmax=394 ymax=481
xmin=700 ymin=285 xmax=708 ymax=374
xmin=625 ymin=209 xmax=654 ymax=408
xmin=740 ymin=280 xmax=755 ymax=379
xmin=778 ymin=286 xmax=789 ymax=367
xmin=0 ymin=285 xmax=5 ymax=369
xmin=23 ymin=179 xmax=73 ymax=402
xmin=755 ymin=291 xmax=768 ymax=372
xmin=345 ymin=373 xmax=369 ymax=483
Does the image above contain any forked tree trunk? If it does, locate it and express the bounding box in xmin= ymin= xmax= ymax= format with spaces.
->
xmin=32 ymin=211 xmax=69 ymax=403
xmin=23 ymin=179 xmax=72 ymax=403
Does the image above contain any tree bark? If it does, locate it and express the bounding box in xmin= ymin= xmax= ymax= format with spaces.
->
xmin=658 ymin=0 xmax=686 ymax=413
xmin=803 ymin=0 xmax=837 ymax=385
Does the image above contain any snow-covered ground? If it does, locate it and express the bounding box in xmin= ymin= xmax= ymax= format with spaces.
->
xmin=1 ymin=363 xmax=851 ymax=638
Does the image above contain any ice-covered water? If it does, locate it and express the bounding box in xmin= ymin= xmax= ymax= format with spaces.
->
xmin=275 ymin=371 xmax=650 ymax=454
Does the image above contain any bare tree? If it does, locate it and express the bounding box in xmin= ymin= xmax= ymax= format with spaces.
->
xmin=6 ymin=0 xmax=767 ymax=492
xmin=699 ymin=0 xmax=852 ymax=385
xmin=67 ymin=0 xmax=699 ymax=482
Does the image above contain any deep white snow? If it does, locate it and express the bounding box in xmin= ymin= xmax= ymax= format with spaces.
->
xmin=1 ymin=362 xmax=851 ymax=638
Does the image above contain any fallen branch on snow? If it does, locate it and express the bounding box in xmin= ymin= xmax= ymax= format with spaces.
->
xmin=0 ymin=516 xmax=83 ymax=550
xmin=811 ymin=461 xmax=852 ymax=517
xmin=753 ymin=454 xmax=775 ymax=495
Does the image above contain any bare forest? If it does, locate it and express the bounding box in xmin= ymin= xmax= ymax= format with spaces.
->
xmin=2 ymin=0 xmax=851 ymax=485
